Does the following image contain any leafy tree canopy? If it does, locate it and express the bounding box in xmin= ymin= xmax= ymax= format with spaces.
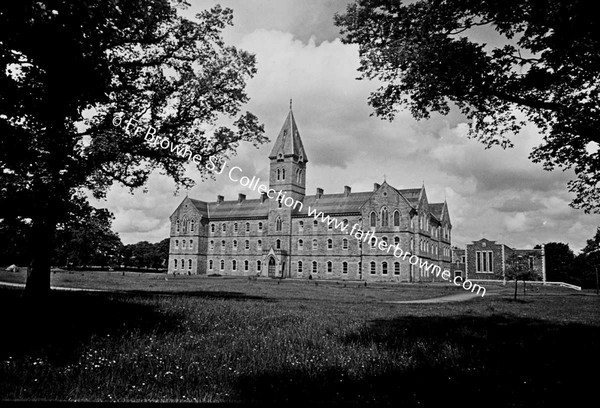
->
xmin=0 ymin=0 xmax=266 ymax=296
xmin=335 ymin=0 xmax=600 ymax=212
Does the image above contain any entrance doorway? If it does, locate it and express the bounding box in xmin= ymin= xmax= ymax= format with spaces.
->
xmin=268 ymin=257 xmax=276 ymax=277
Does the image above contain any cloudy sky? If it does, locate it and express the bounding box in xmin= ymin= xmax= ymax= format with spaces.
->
xmin=91 ymin=0 xmax=599 ymax=252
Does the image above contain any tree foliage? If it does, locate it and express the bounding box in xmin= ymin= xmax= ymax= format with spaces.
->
xmin=505 ymin=251 xmax=537 ymax=300
xmin=335 ymin=0 xmax=600 ymax=212
xmin=120 ymin=238 xmax=169 ymax=270
xmin=0 ymin=0 xmax=266 ymax=296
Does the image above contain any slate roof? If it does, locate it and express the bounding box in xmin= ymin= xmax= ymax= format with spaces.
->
xmin=268 ymin=108 xmax=307 ymax=161
xmin=429 ymin=203 xmax=445 ymax=221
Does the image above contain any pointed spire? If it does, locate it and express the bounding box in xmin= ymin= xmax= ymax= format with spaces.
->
xmin=269 ymin=100 xmax=308 ymax=161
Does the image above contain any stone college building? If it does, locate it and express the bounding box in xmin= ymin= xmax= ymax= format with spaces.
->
xmin=168 ymin=105 xmax=452 ymax=281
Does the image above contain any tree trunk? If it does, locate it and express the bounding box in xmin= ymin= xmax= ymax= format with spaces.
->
xmin=24 ymin=219 xmax=56 ymax=300
xmin=514 ymin=278 xmax=518 ymax=301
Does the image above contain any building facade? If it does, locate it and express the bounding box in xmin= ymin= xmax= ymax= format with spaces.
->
xmin=168 ymin=106 xmax=452 ymax=281
xmin=451 ymin=238 xmax=545 ymax=281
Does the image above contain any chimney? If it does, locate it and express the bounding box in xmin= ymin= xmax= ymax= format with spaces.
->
xmin=238 ymin=193 xmax=246 ymax=203
xmin=217 ymin=195 xmax=224 ymax=204
xmin=261 ymin=192 xmax=267 ymax=203
xmin=373 ymin=183 xmax=380 ymax=191
xmin=344 ymin=185 xmax=351 ymax=197
xmin=316 ymin=188 xmax=324 ymax=199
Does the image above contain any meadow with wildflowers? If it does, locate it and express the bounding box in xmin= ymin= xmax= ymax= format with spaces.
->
xmin=0 ymin=272 xmax=598 ymax=404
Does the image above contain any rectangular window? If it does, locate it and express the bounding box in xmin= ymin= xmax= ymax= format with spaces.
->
xmin=488 ymin=252 xmax=493 ymax=273
xmin=476 ymin=251 xmax=493 ymax=273
xmin=476 ymin=251 xmax=482 ymax=272
xmin=342 ymin=262 xmax=348 ymax=274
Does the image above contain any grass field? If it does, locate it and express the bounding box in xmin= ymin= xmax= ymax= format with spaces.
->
xmin=0 ymin=270 xmax=598 ymax=405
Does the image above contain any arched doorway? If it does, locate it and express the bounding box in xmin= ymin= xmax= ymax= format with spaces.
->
xmin=268 ymin=257 xmax=276 ymax=278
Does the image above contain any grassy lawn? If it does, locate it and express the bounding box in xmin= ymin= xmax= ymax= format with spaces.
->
xmin=0 ymin=271 xmax=598 ymax=404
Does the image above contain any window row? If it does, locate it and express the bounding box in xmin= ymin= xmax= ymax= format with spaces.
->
xmin=210 ymin=222 xmax=264 ymax=234
xmin=476 ymin=251 xmax=493 ymax=273
xmin=208 ymin=259 xmax=262 ymax=272
xmin=173 ymin=258 xmax=193 ymax=270
xmin=210 ymin=239 xmax=263 ymax=250
xmin=175 ymin=218 xmax=196 ymax=233
xmin=299 ymin=260 xmax=401 ymax=276
xmin=369 ymin=208 xmax=402 ymax=227
xmin=174 ymin=239 xmax=193 ymax=249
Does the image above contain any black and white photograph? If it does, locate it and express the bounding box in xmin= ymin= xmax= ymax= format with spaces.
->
xmin=1 ymin=0 xmax=599 ymax=405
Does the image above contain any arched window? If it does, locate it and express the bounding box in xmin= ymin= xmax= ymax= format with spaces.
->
xmin=210 ymin=223 xmax=215 ymax=233
xmin=221 ymin=240 xmax=225 ymax=249
xmin=370 ymin=261 xmax=376 ymax=274
xmin=233 ymin=240 xmax=238 ymax=250
xmin=176 ymin=219 xmax=180 ymax=232
xmin=257 ymin=239 xmax=262 ymax=249
xmin=382 ymin=236 xmax=388 ymax=245
xmin=182 ymin=239 xmax=186 ymax=248
xmin=276 ymin=169 xmax=280 ymax=180
xmin=342 ymin=219 xmax=348 ymax=227
xmin=282 ymin=168 xmax=286 ymax=180
xmin=276 ymin=239 xmax=281 ymax=249
xmin=257 ymin=260 xmax=262 ymax=271
xmin=327 ymin=261 xmax=332 ymax=273
xmin=393 ymin=210 xmax=400 ymax=227
xmin=298 ymin=239 xmax=304 ymax=250
xmin=245 ymin=240 xmax=250 ymax=250
xmin=234 ymin=223 xmax=238 ymax=233
xmin=209 ymin=240 xmax=214 ymax=250
xmin=312 ymin=239 xmax=318 ymax=250
xmin=394 ymin=236 xmax=400 ymax=246
xmin=276 ymin=217 xmax=282 ymax=231
xmin=278 ymin=199 xmax=282 ymax=208
xmin=298 ymin=261 xmax=303 ymax=273
xmin=394 ymin=262 xmax=400 ymax=275
xmin=209 ymin=260 xmax=213 ymax=270
xmin=232 ymin=260 xmax=237 ymax=270
xmin=342 ymin=238 xmax=348 ymax=250
xmin=381 ymin=207 xmax=389 ymax=227
xmin=312 ymin=261 xmax=318 ymax=274
xmin=370 ymin=237 xmax=377 ymax=248
xmin=189 ymin=239 xmax=193 ymax=249
xmin=220 ymin=260 xmax=224 ymax=270
xmin=174 ymin=259 xmax=178 ymax=269
xmin=382 ymin=261 xmax=388 ymax=275
xmin=190 ymin=220 xmax=195 ymax=232
xmin=299 ymin=221 xmax=304 ymax=231
xmin=313 ymin=220 xmax=318 ymax=227
xmin=188 ymin=259 xmax=192 ymax=270
xmin=244 ymin=260 xmax=249 ymax=271
xmin=222 ymin=223 xmax=226 ymax=232
xmin=245 ymin=222 xmax=250 ymax=232
xmin=175 ymin=239 xmax=179 ymax=248
xmin=370 ymin=211 xmax=377 ymax=227
xmin=342 ymin=262 xmax=348 ymax=274
xmin=258 ymin=222 xmax=263 ymax=231
xmin=327 ymin=239 xmax=333 ymax=249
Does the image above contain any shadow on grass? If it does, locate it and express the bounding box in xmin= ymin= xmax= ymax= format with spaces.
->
xmin=0 ymin=287 xmax=268 ymax=366
xmin=233 ymin=314 xmax=599 ymax=406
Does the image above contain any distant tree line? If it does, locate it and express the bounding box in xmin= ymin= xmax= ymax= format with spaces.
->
xmin=539 ymin=227 xmax=600 ymax=289
xmin=0 ymin=208 xmax=169 ymax=271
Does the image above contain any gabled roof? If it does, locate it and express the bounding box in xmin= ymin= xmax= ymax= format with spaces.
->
xmin=395 ymin=188 xmax=421 ymax=207
xmin=268 ymin=106 xmax=307 ymax=161
xmin=294 ymin=192 xmax=373 ymax=215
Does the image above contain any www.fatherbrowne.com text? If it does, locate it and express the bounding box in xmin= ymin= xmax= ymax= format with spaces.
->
xmin=227 ymin=166 xmax=486 ymax=297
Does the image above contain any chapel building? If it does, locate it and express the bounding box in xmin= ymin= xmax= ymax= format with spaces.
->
xmin=168 ymin=105 xmax=452 ymax=281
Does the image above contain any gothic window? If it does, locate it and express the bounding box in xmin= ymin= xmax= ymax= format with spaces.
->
xmin=176 ymin=219 xmax=180 ymax=232
xmin=211 ymin=223 xmax=215 ymax=233
xmin=276 ymin=169 xmax=280 ymax=180
xmin=393 ymin=210 xmax=400 ymax=227
xmin=298 ymin=239 xmax=303 ymax=250
xmin=370 ymin=211 xmax=376 ymax=227
xmin=190 ymin=220 xmax=195 ymax=232
xmin=276 ymin=239 xmax=281 ymax=249
xmin=232 ymin=260 xmax=237 ymax=271
xmin=327 ymin=239 xmax=333 ymax=249
xmin=282 ymin=168 xmax=286 ymax=180
xmin=382 ymin=261 xmax=388 ymax=275
xmin=174 ymin=259 xmax=178 ymax=269
xmin=244 ymin=260 xmax=249 ymax=271
xmin=312 ymin=239 xmax=318 ymax=250
xmin=220 ymin=260 xmax=224 ymax=270
xmin=394 ymin=262 xmax=400 ymax=275
xmin=342 ymin=238 xmax=348 ymax=250
xmin=370 ymin=261 xmax=376 ymax=274
xmin=257 ymin=260 xmax=262 ymax=271
xmin=276 ymin=217 xmax=282 ymax=231
xmin=342 ymin=262 xmax=348 ymax=274
xmin=381 ymin=207 xmax=389 ymax=227
xmin=312 ymin=261 xmax=318 ymax=274
xmin=298 ymin=261 xmax=303 ymax=273
xmin=327 ymin=261 xmax=332 ymax=273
